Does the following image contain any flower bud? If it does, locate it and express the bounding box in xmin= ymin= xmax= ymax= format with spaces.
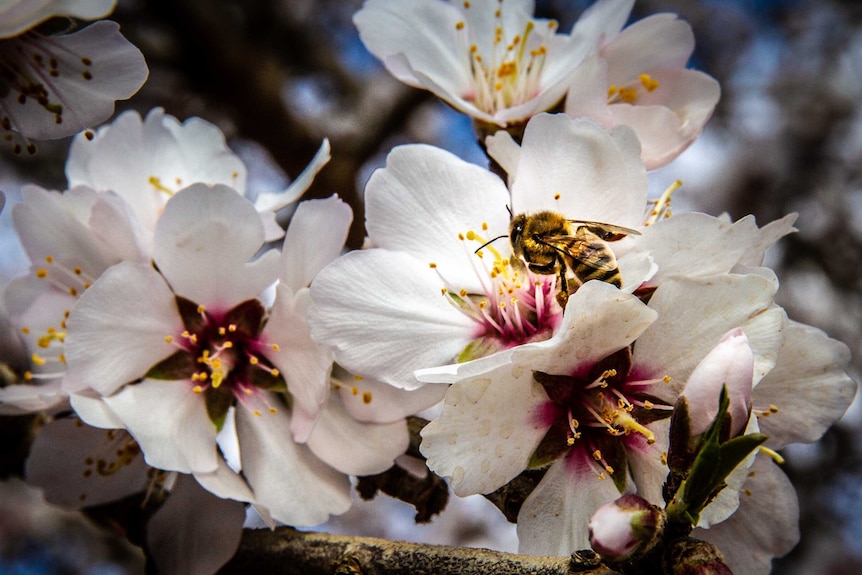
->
xmin=667 ymin=538 xmax=733 ymax=575
xmin=588 ymin=494 xmax=665 ymax=560
xmin=683 ymin=328 xmax=753 ymax=437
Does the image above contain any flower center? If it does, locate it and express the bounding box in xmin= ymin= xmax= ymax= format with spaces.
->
xmin=151 ymin=296 xmax=286 ymax=429
xmin=432 ymin=225 xmax=562 ymax=363
xmin=531 ymin=348 xmax=673 ymax=489
xmin=607 ymin=73 xmax=660 ymax=106
xmin=454 ymin=1 xmax=557 ymax=114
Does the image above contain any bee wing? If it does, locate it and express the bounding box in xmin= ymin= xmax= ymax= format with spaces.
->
xmin=539 ymin=234 xmax=618 ymax=271
xmin=566 ymin=219 xmax=641 ymax=240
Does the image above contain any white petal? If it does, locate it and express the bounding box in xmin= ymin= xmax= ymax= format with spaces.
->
xmin=634 ymin=274 xmax=780 ymax=393
xmin=336 ymin=371 xmax=447 ymax=424
xmin=255 ymin=139 xmax=331 ymax=213
xmin=366 ymin=144 xmax=511 ymax=290
xmin=603 ymin=14 xmax=694 ymax=84
xmin=754 ymin=321 xmax=856 ymax=449
xmin=25 ymin=418 xmax=149 ymax=508
xmin=626 ymin=418 xmax=670 ymax=506
xmin=64 ymin=262 xmax=181 ymax=395
xmin=280 ymin=195 xmax=352 ymax=291
xmin=517 ymin=454 xmax=624 ymax=556
xmin=512 ymin=281 xmax=656 ymax=376
xmin=354 ymin=0 xmax=471 ymax=93
xmin=0 ymin=21 xmax=147 ymax=140
xmin=420 ymin=363 xmax=550 ymax=496
xmin=570 ymin=0 xmax=635 ymax=44
xmin=103 ymin=379 xmax=218 ymax=474
xmin=262 ymin=286 xmax=331 ymax=428
xmin=696 ymin=455 xmax=800 ymax=575
xmin=306 ymin=394 xmax=409 ymax=476
xmin=310 ymin=249 xmax=475 ymax=389
xmin=153 ymin=184 xmax=279 ymax=307
xmin=147 ymin=474 xmax=246 ymax=575
xmin=69 ymin=391 xmax=124 ymax=428
xmin=0 ymin=379 xmax=67 ymax=414
xmin=511 ymin=114 xmax=647 ymax=229
xmin=193 ymin=456 xmax=256 ymax=504
xmin=235 ymin=403 xmax=352 ymax=526
xmin=484 ymin=129 xmax=522 ymax=186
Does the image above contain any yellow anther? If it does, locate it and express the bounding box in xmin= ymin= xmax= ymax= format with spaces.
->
xmin=429 ymin=262 xmax=437 ymax=269
xmin=164 ymin=336 xmax=173 ymax=343
xmin=269 ymin=368 xmax=279 ymax=377
xmin=270 ymin=344 xmax=280 ymax=352
xmin=619 ymin=87 xmax=638 ymax=103
xmin=192 ymin=385 xmax=203 ymax=394
xmin=36 ymin=268 xmax=48 ymax=278
xmin=639 ymin=73 xmax=659 ymax=92
xmin=455 ymin=21 xmax=465 ymax=30
xmin=31 ymin=353 xmax=46 ymax=366
xmin=249 ymin=356 xmax=259 ymax=365
xmin=45 ymin=255 xmax=54 ymax=263
xmin=362 ymin=391 xmax=373 ymax=404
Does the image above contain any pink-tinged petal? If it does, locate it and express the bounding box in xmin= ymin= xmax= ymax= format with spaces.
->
xmin=634 ymin=274 xmax=781 ymax=393
xmin=510 ymin=114 xmax=648 ymax=228
xmin=235 ymin=404 xmax=352 ymax=526
xmin=263 ymin=286 xmax=331 ymax=429
xmin=255 ymin=139 xmax=331 ymax=213
xmin=336 ymin=370 xmax=447 ymax=424
xmin=103 ymin=378 xmax=218 ymax=474
xmin=64 ymin=262 xmax=181 ymax=395
xmin=13 ymin=186 xmax=127 ymax=276
xmin=153 ymin=184 xmax=280 ymax=308
xmin=517 ymin=453 xmax=624 ymax=556
xmin=25 ymin=418 xmax=149 ymax=508
xmin=608 ymin=69 xmax=720 ymax=169
xmin=280 ymin=196 xmax=352 ymax=291
xmin=147 ymin=474 xmax=246 ymax=575
xmin=570 ymin=0 xmax=635 ymax=45
xmin=0 ymin=0 xmax=116 ymax=38
xmin=306 ymin=394 xmax=408 ymax=476
xmin=564 ymin=55 xmax=614 ymax=127
xmin=310 ymin=249 xmax=475 ymax=389
xmin=513 ymin=281 xmax=656 ymax=376
xmin=366 ymin=144 xmax=511 ymax=291
xmin=354 ymin=0 xmax=471 ymax=92
xmin=0 ymin=21 xmax=147 ymax=141
xmin=84 ymin=189 xmax=147 ymax=263
xmin=754 ymin=321 xmax=856 ymax=449
xmin=696 ymin=455 xmax=800 ymax=575
xmin=603 ymin=14 xmax=694 ymax=84
xmin=420 ymin=363 xmax=550 ymax=496
xmin=684 ymin=328 xmax=754 ymax=437
xmin=627 ymin=418 xmax=670 ymax=506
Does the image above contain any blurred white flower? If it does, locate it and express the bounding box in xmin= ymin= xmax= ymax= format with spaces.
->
xmin=0 ymin=0 xmax=148 ymax=145
xmin=564 ymin=5 xmax=721 ymax=169
xmin=353 ymin=0 xmax=631 ymax=129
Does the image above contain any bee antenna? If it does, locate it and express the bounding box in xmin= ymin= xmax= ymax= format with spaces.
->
xmin=506 ymin=204 xmax=513 ymax=217
xmin=474 ymin=234 xmax=507 ymax=254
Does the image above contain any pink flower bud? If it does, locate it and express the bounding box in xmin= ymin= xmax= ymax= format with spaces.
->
xmin=589 ymin=494 xmax=665 ymax=559
xmin=683 ymin=328 xmax=754 ymax=437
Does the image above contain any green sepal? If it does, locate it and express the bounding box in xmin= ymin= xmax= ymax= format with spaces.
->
xmin=248 ymin=362 xmax=288 ymax=392
xmin=223 ymin=299 xmax=266 ymax=339
xmin=205 ymin=385 xmax=235 ymax=431
xmin=456 ymin=337 xmax=504 ymax=363
xmin=528 ymin=417 xmax=570 ymax=469
xmin=145 ymin=350 xmax=196 ymax=380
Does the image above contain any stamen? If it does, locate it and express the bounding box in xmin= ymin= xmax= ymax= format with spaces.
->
xmin=645 ymin=180 xmax=681 ymax=226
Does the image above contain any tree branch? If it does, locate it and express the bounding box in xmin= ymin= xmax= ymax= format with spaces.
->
xmin=218 ymin=527 xmax=620 ymax=575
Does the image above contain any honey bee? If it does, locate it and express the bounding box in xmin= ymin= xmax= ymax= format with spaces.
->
xmin=508 ymin=211 xmax=640 ymax=307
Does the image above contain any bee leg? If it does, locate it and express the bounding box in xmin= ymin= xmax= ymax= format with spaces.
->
xmin=556 ymin=267 xmax=569 ymax=309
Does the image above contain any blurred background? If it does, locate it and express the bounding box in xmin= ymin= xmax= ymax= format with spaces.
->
xmin=1 ymin=0 xmax=861 ymax=573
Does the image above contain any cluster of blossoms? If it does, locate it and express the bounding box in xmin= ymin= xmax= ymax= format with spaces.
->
xmin=0 ymin=1 xmax=856 ymax=574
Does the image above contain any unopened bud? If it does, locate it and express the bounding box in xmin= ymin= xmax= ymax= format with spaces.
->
xmin=683 ymin=328 xmax=753 ymax=437
xmin=588 ymin=494 xmax=665 ymax=560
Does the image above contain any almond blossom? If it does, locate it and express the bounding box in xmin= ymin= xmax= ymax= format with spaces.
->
xmin=60 ymin=184 xmax=412 ymax=526
xmin=0 ymin=0 xmax=148 ymax=146
xmin=563 ymin=1 xmax=721 ymax=169
xmin=310 ymin=114 xmax=651 ymax=390
xmin=353 ymin=0 xmax=631 ymax=132
xmin=420 ymin=272 xmax=789 ymax=556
